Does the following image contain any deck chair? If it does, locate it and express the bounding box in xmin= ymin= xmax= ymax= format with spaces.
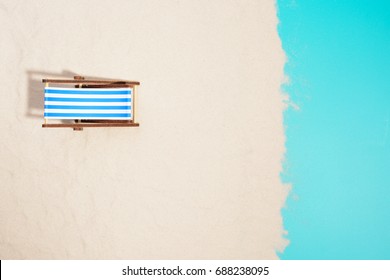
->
xmin=42 ymin=76 xmax=140 ymax=130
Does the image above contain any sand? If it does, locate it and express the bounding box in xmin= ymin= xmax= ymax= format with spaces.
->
xmin=0 ymin=0 xmax=288 ymax=259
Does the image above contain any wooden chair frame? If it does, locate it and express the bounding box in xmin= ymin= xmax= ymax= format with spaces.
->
xmin=42 ymin=76 xmax=140 ymax=131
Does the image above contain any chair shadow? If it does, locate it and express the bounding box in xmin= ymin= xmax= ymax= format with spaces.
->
xmin=25 ymin=70 xmax=124 ymax=124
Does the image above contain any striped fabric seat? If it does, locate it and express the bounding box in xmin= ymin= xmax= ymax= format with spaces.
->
xmin=44 ymin=87 xmax=132 ymax=120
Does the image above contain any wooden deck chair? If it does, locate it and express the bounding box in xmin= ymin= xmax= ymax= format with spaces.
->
xmin=42 ymin=76 xmax=140 ymax=131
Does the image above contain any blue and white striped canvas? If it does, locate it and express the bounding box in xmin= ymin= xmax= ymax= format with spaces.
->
xmin=44 ymin=87 xmax=132 ymax=120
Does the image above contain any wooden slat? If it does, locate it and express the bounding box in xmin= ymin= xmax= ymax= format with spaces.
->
xmin=81 ymin=84 xmax=135 ymax=88
xmin=42 ymin=123 xmax=139 ymax=128
xmin=133 ymin=85 xmax=137 ymax=123
xmin=42 ymin=79 xmax=140 ymax=85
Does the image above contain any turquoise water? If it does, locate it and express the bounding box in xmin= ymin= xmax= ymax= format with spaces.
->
xmin=278 ymin=0 xmax=390 ymax=259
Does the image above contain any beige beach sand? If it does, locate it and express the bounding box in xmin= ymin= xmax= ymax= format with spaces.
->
xmin=0 ymin=0 xmax=288 ymax=259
